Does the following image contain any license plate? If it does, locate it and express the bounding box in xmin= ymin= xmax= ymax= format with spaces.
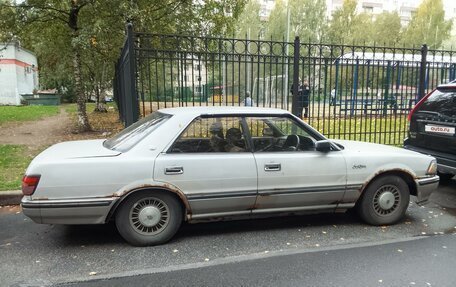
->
xmin=425 ymin=124 xmax=455 ymax=135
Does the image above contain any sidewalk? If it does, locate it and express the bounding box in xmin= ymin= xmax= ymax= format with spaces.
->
xmin=0 ymin=190 xmax=22 ymax=206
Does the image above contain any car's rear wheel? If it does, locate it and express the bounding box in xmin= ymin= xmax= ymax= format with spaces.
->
xmin=115 ymin=191 xmax=183 ymax=246
xmin=357 ymin=175 xmax=410 ymax=225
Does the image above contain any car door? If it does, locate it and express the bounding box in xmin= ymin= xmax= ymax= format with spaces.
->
xmin=246 ymin=116 xmax=348 ymax=213
xmin=154 ymin=116 xmax=257 ymax=218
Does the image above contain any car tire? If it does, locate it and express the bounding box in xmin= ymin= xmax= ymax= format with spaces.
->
xmin=115 ymin=191 xmax=183 ymax=246
xmin=438 ymin=172 xmax=454 ymax=182
xmin=357 ymin=175 xmax=410 ymax=226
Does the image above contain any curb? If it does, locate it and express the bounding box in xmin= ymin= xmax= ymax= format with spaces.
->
xmin=0 ymin=190 xmax=22 ymax=206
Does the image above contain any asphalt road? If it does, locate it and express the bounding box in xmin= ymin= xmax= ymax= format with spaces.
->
xmin=1 ymin=180 xmax=455 ymax=287
xmin=67 ymin=234 xmax=456 ymax=287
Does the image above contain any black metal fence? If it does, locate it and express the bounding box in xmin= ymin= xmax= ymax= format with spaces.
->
xmin=113 ymin=24 xmax=456 ymax=145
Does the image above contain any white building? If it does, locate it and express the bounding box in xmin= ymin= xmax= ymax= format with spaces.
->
xmin=0 ymin=42 xmax=39 ymax=105
xmin=325 ymin=0 xmax=456 ymax=26
xmin=176 ymin=56 xmax=208 ymax=97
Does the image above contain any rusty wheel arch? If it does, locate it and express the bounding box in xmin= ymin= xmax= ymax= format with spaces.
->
xmin=359 ymin=169 xmax=417 ymax=199
xmin=105 ymin=186 xmax=190 ymax=223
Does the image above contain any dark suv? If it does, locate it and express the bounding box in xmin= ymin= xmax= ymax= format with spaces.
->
xmin=404 ymin=83 xmax=456 ymax=181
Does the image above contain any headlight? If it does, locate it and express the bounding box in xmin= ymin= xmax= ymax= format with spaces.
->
xmin=426 ymin=160 xmax=437 ymax=175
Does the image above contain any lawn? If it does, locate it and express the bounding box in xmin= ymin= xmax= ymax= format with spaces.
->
xmin=0 ymin=105 xmax=59 ymax=125
xmin=310 ymin=116 xmax=409 ymax=146
xmin=0 ymin=103 xmax=122 ymax=191
xmin=0 ymin=145 xmax=34 ymax=190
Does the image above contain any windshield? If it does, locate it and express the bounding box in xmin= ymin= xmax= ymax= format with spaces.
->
xmin=104 ymin=112 xmax=171 ymax=152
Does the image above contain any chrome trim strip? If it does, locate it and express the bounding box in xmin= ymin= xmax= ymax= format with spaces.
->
xmin=21 ymin=198 xmax=115 ymax=209
xmin=417 ymin=176 xmax=440 ymax=186
xmin=336 ymin=203 xmax=356 ymax=209
xmin=190 ymin=210 xmax=251 ymax=220
xmin=258 ymin=185 xmax=352 ymax=196
xmin=252 ymin=204 xmax=337 ymax=214
xmin=187 ymin=191 xmax=257 ymax=200
xmin=188 ymin=185 xmax=362 ymax=201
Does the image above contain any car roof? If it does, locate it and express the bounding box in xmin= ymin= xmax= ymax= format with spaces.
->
xmin=438 ymin=80 xmax=456 ymax=89
xmin=158 ymin=106 xmax=290 ymax=116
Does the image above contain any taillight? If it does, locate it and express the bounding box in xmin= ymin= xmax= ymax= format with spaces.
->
xmin=22 ymin=175 xmax=41 ymax=196
xmin=407 ymin=89 xmax=435 ymax=121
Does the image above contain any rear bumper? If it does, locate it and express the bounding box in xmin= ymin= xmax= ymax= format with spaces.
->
xmin=404 ymin=144 xmax=456 ymax=174
xmin=414 ymin=175 xmax=440 ymax=205
xmin=21 ymin=197 xmax=118 ymax=224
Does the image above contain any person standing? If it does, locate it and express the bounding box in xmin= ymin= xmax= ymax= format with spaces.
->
xmin=330 ymin=87 xmax=336 ymax=106
xmin=301 ymin=80 xmax=310 ymax=118
xmin=244 ymin=91 xmax=254 ymax=107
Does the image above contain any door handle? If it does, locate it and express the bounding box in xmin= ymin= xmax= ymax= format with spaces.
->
xmin=264 ymin=163 xmax=281 ymax=171
xmin=165 ymin=166 xmax=184 ymax=175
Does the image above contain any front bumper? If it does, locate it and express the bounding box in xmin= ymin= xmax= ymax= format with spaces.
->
xmin=21 ymin=197 xmax=118 ymax=224
xmin=414 ymin=175 xmax=440 ymax=205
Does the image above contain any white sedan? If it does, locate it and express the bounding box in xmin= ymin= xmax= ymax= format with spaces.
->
xmin=21 ymin=107 xmax=439 ymax=246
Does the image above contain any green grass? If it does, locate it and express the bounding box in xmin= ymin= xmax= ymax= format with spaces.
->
xmin=0 ymin=106 xmax=59 ymax=125
xmin=0 ymin=145 xmax=34 ymax=191
xmin=310 ymin=116 xmax=409 ymax=146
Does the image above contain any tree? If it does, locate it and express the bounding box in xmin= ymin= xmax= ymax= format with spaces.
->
xmin=264 ymin=0 xmax=287 ymax=41
xmin=0 ymin=0 xmax=245 ymax=130
xmin=401 ymin=0 xmax=452 ymax=49
xmin=372 ymin=12 xmax=402 ymax=47
xmin=326 ymin=0 xmax=373 ymax=45
xmin=288 ymin=0 xmax=327 ymax=43
xmin=235 ymin=0 xmax=263 ymax=40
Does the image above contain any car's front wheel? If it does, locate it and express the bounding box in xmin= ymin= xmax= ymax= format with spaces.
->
xmin=115 ymin=191 xmax=183 ymax=246
xmin=357 ymin=175 xmax=410 ymax=225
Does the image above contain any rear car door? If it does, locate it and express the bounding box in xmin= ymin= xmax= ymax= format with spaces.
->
xmin=154 ymin=116 xmax=257 ymax=218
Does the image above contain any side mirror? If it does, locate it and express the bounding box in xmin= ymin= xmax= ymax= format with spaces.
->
xmin=315 ymin=140 xmax=331 ymax=152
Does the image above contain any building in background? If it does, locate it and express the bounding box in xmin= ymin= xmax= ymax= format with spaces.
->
xmin=325 ymin=0 xmax=456 ymax=25
xmin=0 ymin=41 xmax=39 ymax=105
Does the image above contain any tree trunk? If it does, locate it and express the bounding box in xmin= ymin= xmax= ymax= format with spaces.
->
xmin=95 ymin=62 xmax=107 ymax=112
xmin=72 ymin=44 xmax=91 ymax=131
xmin=94 ymin=84 xmax=107 ymax=112
xmin=69 ymin=1 xmax=91 ymax=132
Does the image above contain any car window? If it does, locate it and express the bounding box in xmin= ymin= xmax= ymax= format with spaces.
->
xmin=246 ymin=116 xmax=317 ymax=152
xmin=418 ymin=89 xmax=456 ymax=118
xmin=104 ymin=112 xmax=171 ymax=152
xmin=169 ymin=117 xmax=248 ymax=153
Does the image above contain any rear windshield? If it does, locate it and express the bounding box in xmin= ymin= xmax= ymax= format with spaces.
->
xmin=104 ymin=112 xmax=171 ymax=152
xmin=418 ymin=89 xmax=456 ymax=117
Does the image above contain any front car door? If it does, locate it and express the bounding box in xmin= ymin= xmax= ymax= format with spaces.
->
xmin=154 ymin=116 xmax=257 ymax=220
xmin=245 ymin=115 xmax=349 ymax=214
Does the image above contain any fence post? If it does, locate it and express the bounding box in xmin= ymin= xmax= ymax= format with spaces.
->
xmin=418 ymin=44 xmax=428 ymax=100
xmin=292 ymin=36 xmax=300 ymax=116
xmin=126 ymin=23 xmax=139 ymax=126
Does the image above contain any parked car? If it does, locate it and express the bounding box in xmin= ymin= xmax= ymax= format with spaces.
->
xmin=404 ymin=83 xmax=456 ymax=181
xmin=22 ymin=107 xmax=439 ymax=246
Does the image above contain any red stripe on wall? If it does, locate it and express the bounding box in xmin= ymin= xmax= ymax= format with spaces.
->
xmin=0 ymin=59 xmax=37 ymax=68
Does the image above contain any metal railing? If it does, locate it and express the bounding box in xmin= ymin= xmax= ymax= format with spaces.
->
xmin=113 ymin=24 xmax=456 ymax=145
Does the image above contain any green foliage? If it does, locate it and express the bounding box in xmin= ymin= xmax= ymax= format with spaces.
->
xmin=235 ymin=0 xmax=263 ymax=39
xmin=265 ymin=0 xmax=288 ymax=41
xmin=289 ymin=0 xmax=327 ymax=43
xmin=264 ymin=0 xmax=327 ymax=42
xmin=326 ymin=0 xmax=372 ymax=45
xmin=0 ymin=145 xmax=33 ymax=191
xmin=372 ymin=12 xmax=402 ymax=46
xmin=0 ymin=106 xmax=59 ymax=125
xmin=401 ymin=0 xmax=452 ymax=49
